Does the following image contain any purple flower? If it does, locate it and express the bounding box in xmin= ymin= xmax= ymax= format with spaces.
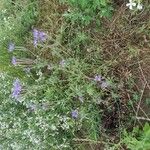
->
xmin=39 ymin=31 xmax=47 ymax=42
xmin=94 ymin=75 xmax=102 ymax=82
xmin=100 ymin=81 xmax=109 ymax=89
xmin=71 ymin=110 xmax=78 ymax=119
xmin=8 ymin=42 xmax=15 ymax=52
xmin=11 ymin=56 xmax=17 ymax=66
xmin=33 ymin=29 xmax=47 ymax=47
xmin=33 ymin=29 xmax=38 ymax=38
xmin=11 ymin=79 xmax=22 ymax=99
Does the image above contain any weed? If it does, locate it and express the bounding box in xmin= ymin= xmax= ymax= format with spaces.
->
xmin=123 ymin=123 xmax=150 ymax=150
xmin=60 ymin=0 xmax=113 ymax=25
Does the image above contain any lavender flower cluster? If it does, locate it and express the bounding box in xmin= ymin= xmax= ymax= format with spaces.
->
xmin=94 ymin=75 xmax=109 ymax=89
xmin=33 ymin=29 xmax=47 ymax=47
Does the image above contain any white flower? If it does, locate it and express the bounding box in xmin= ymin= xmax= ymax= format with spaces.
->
xmin=126 ymin=0 xmax=136 ymax=10
xmin=137 ymin=3 xmax=143 ymax=10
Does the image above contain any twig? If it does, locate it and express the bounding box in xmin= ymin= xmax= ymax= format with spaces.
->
xmin=139 ymin=107 xmax=149 ymax=119
xmin=136 ymin=117 xmax=150 ymax=122
xmin=138 ymin=61 xmax=150 ymax=90
xmin=73 ymin=138 xmax=103 ymax=144
xmin=127 ymin=93 xmax=142 ymax=126
xmin=135 ymin=82 xmax=146 ymax=124
xmin=73 ymin=138 xmax=107 ymax=145
xmin=127 ymin=93 xmax=136 ymax=114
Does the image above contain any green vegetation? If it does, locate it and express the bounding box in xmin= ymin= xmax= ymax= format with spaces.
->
xmin=123 ymin=123 xmax=150 ymax=150
xmin=0 ymin=0 xmax=150 ymax=149
xmin=60 ymin=0 xmax=113 ymax=25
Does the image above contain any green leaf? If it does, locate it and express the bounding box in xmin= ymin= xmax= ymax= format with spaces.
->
xmin=143 ymin=123 xmax=150 ymax=133
xmin=100 ymin=0 xmax=107 ymax=6
xmin=87 ymin=85 xmax=94 ymax=96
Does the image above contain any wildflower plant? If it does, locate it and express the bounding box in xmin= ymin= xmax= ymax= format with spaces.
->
xmin=61 ymin=0 xmax=113 ymax=25
xmin=126 ymin=0 xmax=143 ymax=10
xmin=1 ymin=0 xmax=149 ymax=149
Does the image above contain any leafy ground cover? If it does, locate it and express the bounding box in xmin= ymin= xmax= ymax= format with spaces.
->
xmin=0 ymin=0 xmax=150 ymax=149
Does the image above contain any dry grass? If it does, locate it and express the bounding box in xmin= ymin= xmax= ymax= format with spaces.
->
xmin=95 ymin=3 xmax=150 ymax=130
xmin=38 ymin=0 xmax=66 ymax=34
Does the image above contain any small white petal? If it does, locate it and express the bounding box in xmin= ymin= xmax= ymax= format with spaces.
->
xmin=137 ymin=4 xmax=143 ymax=10
xmin=126 ymin=3 xmax=130 ymax=7
xmin=129 ymin=5 xmax=133 ymax=10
